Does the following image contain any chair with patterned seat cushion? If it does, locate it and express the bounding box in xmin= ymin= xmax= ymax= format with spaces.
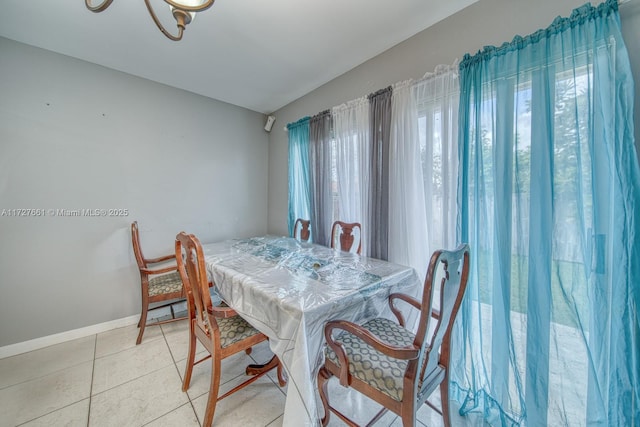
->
xmin=175 ymin=232 xmax=285 ymax=426
xmin=317 ymin=244 xmax=470 ymax=427
xmin=132 ymin=221 xmax=187 ymax=345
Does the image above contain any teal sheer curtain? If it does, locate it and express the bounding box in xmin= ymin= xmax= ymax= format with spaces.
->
xmin=454 ymin=1 xmax=640 ymax=425
xmin=287 ymin=117 xmax=311 ymax=237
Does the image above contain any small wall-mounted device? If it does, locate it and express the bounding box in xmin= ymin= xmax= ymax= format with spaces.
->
xmin=264 ymin=115 xmax=276 ymax=132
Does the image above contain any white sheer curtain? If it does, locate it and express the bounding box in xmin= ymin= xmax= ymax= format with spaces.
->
xmin=388 ymin=80 xmax=429 ymax=280
xmin=332 ymin=97 xmax=371 ymax=255
xmin=414 ymin=63 xmax=459 ymax=253
xmin=388 ymin=63 xmax=459 ymax=282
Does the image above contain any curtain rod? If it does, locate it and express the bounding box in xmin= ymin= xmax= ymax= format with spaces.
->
xmin=285 ymin=61 xmax=460 ymax=132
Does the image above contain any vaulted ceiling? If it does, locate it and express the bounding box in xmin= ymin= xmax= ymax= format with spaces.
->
xmin=0 ymin=0 xmax=477 ymax=113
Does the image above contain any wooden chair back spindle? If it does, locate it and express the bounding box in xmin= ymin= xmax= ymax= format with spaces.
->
xmin=330 ymin=221 xmax=362 ymax=254
xmin=293 ymin=218 xmax=311 ymax=242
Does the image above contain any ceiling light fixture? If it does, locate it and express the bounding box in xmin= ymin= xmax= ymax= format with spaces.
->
xmin=85 ymin=0 xmax=215 ymax=41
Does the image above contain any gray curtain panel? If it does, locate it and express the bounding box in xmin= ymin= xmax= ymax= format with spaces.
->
xmin=308 ymin=110 xmax=333 ymax=247
xmin=368 ymin=87 xmax=392 ymax=260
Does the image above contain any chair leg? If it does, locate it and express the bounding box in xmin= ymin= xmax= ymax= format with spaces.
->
xmin=440 ymin=376 xmax=451 ymax=427
xmin=317 ymin=367 xmax=332 ymax=427
xmin=203 ymin=356 xmax=222 ymax=427
xmin=276 ymin=359 xmax=287 ymax=387
xmin=399 ymin=400 xmax=416 ymax=427
xmin=182 ymin=320 xmax=197 ymax=392
xmin=136 ymin=303 xmax=149 ymax=345
xmin=401 ymin=412 xmax=415 ymax=427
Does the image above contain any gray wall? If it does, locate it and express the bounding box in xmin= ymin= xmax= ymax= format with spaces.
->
xmin=621 ymin=0 xmax=640 ymax=153
xmin=267 ymin=0 xmax=640 ymax=236
xmin=0 ymin=38 xmax=269 ymax=347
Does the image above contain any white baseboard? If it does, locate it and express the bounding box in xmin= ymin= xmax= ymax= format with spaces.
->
xmin=0 ymin=314 xmax=140 ymax=359
xmin=0 ymin=300 xmax=189 ymax=360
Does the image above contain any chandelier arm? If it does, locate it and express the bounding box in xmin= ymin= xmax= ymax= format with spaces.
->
xmin=144 ymin=0 xmax=184 ymax=41
xmin=163 ymin=0 xmax=215 ymax=13
xmin=85 ymin=0 xmax=114 ymax=13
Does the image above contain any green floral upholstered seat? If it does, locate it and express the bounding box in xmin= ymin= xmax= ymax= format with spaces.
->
xmin=325 ymin=317 xmax=416 ymax=402
xmin=216 ymin=315 xmax=264 ymax=348
xmin=148 ymin=271 xmax=183 ymax=297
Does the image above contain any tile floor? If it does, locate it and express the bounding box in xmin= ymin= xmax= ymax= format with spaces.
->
xmin=0 ymin=318 xmax=451 ymax=427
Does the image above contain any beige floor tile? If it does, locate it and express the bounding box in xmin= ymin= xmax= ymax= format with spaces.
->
xmin=19 ymin=398 xmax=90 ymax=427
xmin=0 ymin=314 xmax=469 ymax=427
xmin=0 ymin=361 xmax=92 ymax=427
xmin=92 ymin=336 xmax=173 ymax=395
xmin=95 ymin=323 xmax=163 ymax=359
xmin=160 ymin=321 xmax=205 ymax=363
xmin=89 ymin=365 xmax=188 ymax=427
xmin=414 ymin=396 xmax=474 ymax=427
xmin=0 ymin=336 xmax=95 ymax=390
xmin=178 ymin=350 xmax=265 ymax=400
xmin=322 ymin=380 xmax=397 ymax=427
xmin=413 ymin=408 xmax=445 ymax=427
xmin=374 ymin=392 xmax=465 ymax=427
xmin=191 ymin=376 xmax=285 ymax=427
xmin=143 ymin=403 xmax=199 ymax=427
xmin=158 ymin=319 xmax=188 ymax=336
xmin=414 ymin=393 xmax=445 ymax=426
xmin=266 ymin=415 xmax=283 ymax=427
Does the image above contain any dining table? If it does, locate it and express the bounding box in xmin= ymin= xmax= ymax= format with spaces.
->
xmin=202 ymin=235 xmax=421 ymax=427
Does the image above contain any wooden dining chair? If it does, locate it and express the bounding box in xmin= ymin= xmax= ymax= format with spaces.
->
xmin=317 ymin=244 xmax=470 ymax=427
xmin=131 ymin=221 xmax=186 ymax=345
xmin=293 ymin=218 xmax=311 ymax=242
xmin=330 ymin=221 xmax=362 ymax=254
xmin=175 ymin=231 xmax=285 ymax=426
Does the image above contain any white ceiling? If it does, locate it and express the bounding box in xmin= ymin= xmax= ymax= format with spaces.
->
xmin=0 ymin=0 xmax=476 ymax=114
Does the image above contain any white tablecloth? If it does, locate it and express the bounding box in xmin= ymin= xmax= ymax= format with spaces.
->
xmin=203 ymin=235 xmax=420 ymax=427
